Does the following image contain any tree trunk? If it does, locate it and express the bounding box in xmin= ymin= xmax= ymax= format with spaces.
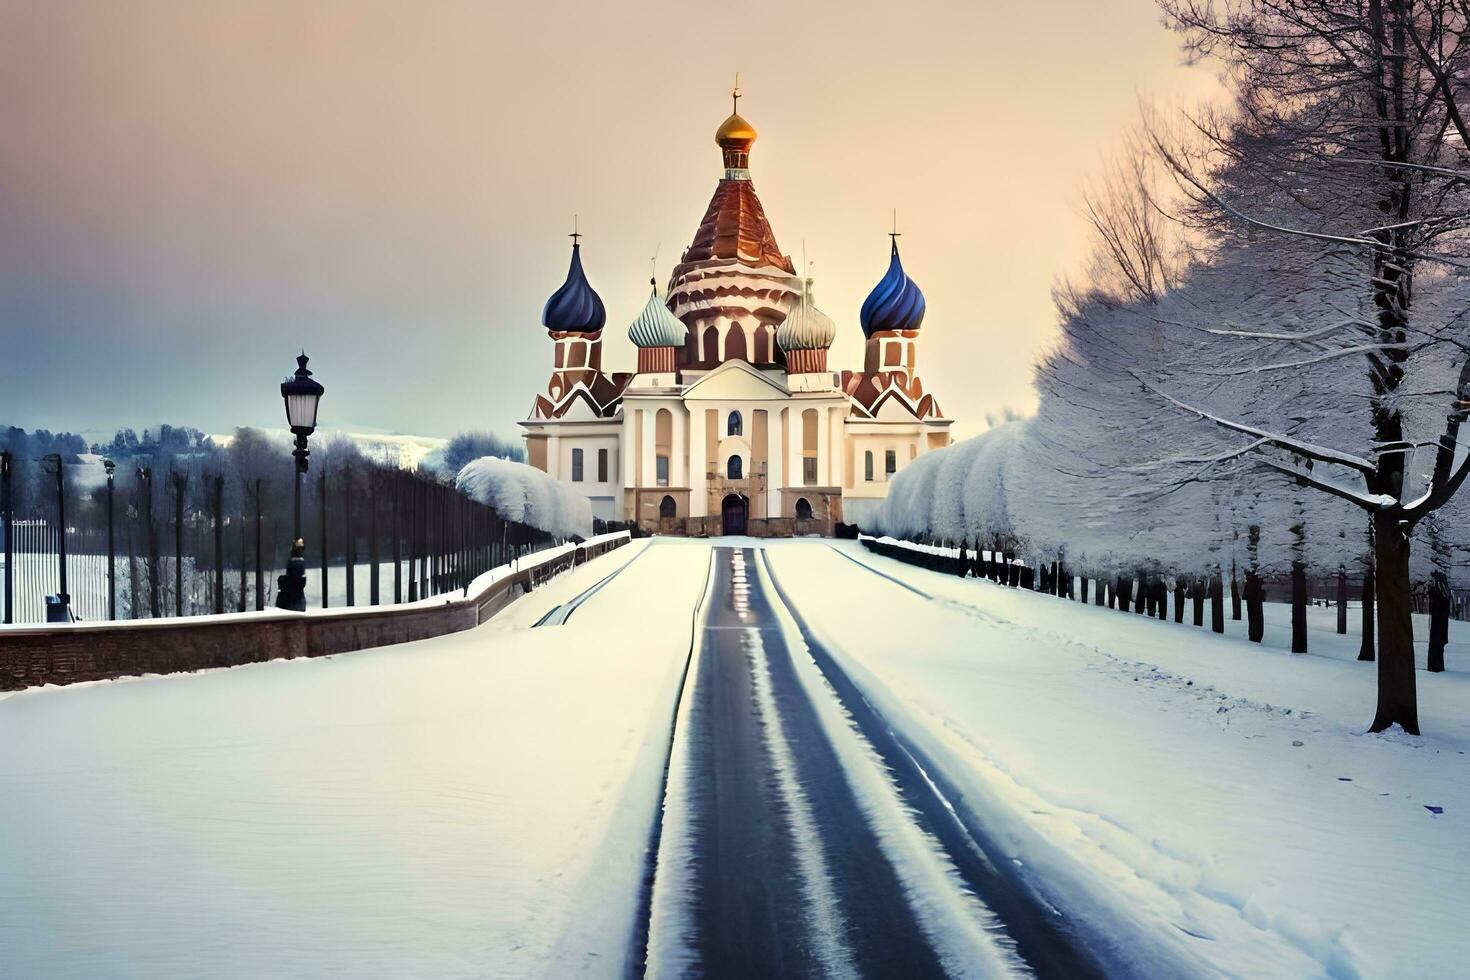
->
xmin=1080 ymin=576 xmax=1089 ymax=605
xmin=1133 ymin=573 xmax=1147 ymax=615
xmin=1116 ymin=577 xmax=1131 ymax=612
xmin=1336 ymin=567 xmax=1348 ymax=635
xmin=1291 ymin=561 xmax=1308 ymax=654
xmin=1369 ymin=512 xmax=1418 ymax=735
xmin=1173 ymin=583 xmax=1185 ymax=623
xmin=1192 ymin=581 xmax=1204 ymax=627
xmin=1244 ymin=570 xmax=1264 ymax=643
xmin=1230 ymin=563 xmax=1242 ymax=621
xmin=1429 ymin=570 xmax=1449 ymax=673
xmin=1358 ymin=566 xmax=1376 ymax=661
xmin=1210 ymin=574 xmax=1224 ymax=634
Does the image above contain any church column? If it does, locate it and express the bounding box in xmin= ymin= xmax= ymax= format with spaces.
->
xmin=689 ymin=408 xmax=707 ymax=517
xmin=673 ymin=407 xmax=688 ymax=489
xmin=769 ymin=409 xmax=784 ymax=517
xmin=642 ymin=408 xmax=657 ymax=489
xmin=815 ymin=410 xmax=830 ymax=486
xmin=618 ymin=413 xmax=632 ymax=519
xmin=828 ymin=407 xmax=843 ymax=487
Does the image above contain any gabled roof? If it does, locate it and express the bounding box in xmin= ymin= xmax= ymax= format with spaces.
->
xmin=681 ymin=358 xmax=790 ymax=400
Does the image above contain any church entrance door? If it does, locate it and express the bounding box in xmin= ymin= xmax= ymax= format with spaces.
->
xmin=721 ymin=494 xmax=748 ymax=536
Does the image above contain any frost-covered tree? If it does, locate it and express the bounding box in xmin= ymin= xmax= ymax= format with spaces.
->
xmin=1145 ymin=0 xmax=1470 ymax=733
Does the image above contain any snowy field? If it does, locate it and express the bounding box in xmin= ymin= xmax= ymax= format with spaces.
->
xmin=0 ymin=537 xmax=701 ymax=978
xmin=766 ymin=540 xmax=1470 ymax=978
xmin=1 ymin=537 xmax=1464 ymax=978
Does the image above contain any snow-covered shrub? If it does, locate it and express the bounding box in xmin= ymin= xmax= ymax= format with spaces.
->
xmin=455 ymin=456 xmax=592 ymax=539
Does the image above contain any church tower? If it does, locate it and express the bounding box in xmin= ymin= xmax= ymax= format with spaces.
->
xmin=842 ymin=234 xmax=944 ymax=420
xmin=666 ymin=80 xmax=803 ymax=371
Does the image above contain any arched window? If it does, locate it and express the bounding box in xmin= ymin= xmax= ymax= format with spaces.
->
xmin=727 ymin=411 xmax=742 ymax=437
xmin=725 ymin=323 xmax=748 ymax=362
xmin=754 ymin=324 xmax=771 ymax=362
xmin=727 ymin=455 xmax=743 ymax=480
xmin=703 ymin=325 xmax=720 ymax=363
xmin=795 ymin=497 xmax=813 ymax=520
xmin=659 ymin=495 xmax=676 ymax=519
xmin=864 ymin=450 xmax=874 ymax=482
xmin=655 ymin=409 xmax=673 ymax=487
xmin=802 ymin=409 xmax=819 ymax=486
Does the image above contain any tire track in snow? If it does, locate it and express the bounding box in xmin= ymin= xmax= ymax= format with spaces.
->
xmin=734 ymin=550 xmax=858 ymax=979
xmin=762 ymin=548 xmax=1106 ymax=979
xmin=631 ymin=548 xmax=715 ymax=979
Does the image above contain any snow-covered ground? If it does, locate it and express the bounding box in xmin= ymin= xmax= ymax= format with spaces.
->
xmin=766 ymin=540 xmax=1470 ymax=978
xmin=0 ymin=537 xmax=700 ymax=978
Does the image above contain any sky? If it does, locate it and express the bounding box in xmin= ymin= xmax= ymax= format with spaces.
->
xmin=0 ymin=0 xmax=1221 ymax=444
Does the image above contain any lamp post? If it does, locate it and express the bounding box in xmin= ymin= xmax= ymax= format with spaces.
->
xmin=43 ymin=453 xmax=69 ymax=622
xmin=104 ymin=458 xmax=116 ymax=620
xmin=276 ymin=353 xmax=324 ymax=611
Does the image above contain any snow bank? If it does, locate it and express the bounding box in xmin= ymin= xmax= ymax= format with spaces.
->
xmin=0 ymin=538 xmax=702 ymax=978
xmin=765 ymin=541 xmax=1470 ymax=978
xmin=456 ymin=455 xmax=592 ymax=539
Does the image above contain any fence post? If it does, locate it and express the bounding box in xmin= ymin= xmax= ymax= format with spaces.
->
xmin=344 ymin=466 xmax=355 ymax=607
xmin=319 ymin=471 xmax=329 ymax=608
xmin=237 ymin=500 xmax=247 ymax=613
xmin=369 ymin=468 xmax=380 ymax=605
xmin=253 ymin=479 xmax=264 ymax=611
xmin=392 ymin=470 xmax=403 ymax=603
xmin=171 ymin=470 xmax=186 ymax=617
xmin=138 ymin=466 xmax=161 ymax=618
xmin=1 ymin=451 xmax=10 ymax=624
xmin=212 ymin=472 xmax=225 ymax=615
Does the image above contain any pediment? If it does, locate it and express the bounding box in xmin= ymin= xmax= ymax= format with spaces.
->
xmin=682 ymin=360 xmax=790 ymax=401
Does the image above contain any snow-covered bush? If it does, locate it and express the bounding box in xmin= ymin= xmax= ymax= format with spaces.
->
xmin=455 ymin=456 xmax=592 ymax=539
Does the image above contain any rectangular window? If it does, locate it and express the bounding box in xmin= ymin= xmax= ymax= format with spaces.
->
xmin=656 ymin=455 xmax=670 ymax=487
xmin=803 ymin=457 xmax=818 ymax=486
xmin=571 ymin=448 xmax=584 ymax=482
xmin=864 ymin=451 xmax=874 ymax=482
xmin=597 ymin=448 xmax=609 ymax=482
xmin=885 ymin=449 xmax=897 ymax=477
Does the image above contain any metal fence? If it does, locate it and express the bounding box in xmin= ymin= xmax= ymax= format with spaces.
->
xmin=1 ymin=452 xmax=565 ymax=625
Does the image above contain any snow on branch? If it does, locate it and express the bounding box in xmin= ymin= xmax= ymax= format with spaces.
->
xmin=1131 ymin=372 xmax=1378 ymax=475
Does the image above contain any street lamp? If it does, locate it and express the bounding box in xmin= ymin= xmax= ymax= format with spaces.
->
xmin=276 ymin=352 xmax=325 ymax=611
xmin=43 ymin=453 xmax=69 ymax=622
xmin=103 ymin=458 xmax=116 ymax=620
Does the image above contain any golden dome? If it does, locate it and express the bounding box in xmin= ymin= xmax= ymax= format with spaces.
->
xmin=716 ymin=111 xmax=757 ymax=147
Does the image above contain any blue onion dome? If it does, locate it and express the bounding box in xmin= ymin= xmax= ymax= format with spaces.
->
xmin=628 ymin=280 xmax=688 ymax=348
xmin=777 ymin=277 xmax=836 ymax=351
xmin=859 ymin=240 xmax=926 ymax=336
xmin=541 ymin=243 xmax=606 ymax=333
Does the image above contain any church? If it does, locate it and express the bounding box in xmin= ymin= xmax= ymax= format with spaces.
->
xmin=521 ymin=86 xmax=953 ymax=536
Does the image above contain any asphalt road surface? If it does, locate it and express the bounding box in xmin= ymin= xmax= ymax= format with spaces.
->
xmin=639 ymin=545 xmax=1108 ymax=979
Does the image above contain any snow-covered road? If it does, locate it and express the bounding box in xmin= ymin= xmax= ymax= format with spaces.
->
xmin=0 ymin=537 xmax=1464 ymax=978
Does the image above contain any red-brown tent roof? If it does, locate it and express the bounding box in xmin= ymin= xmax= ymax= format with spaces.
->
xmin=677 ymin=179 xmax=795 ymax=275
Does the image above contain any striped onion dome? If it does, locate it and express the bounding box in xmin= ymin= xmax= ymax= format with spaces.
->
xmin=542 ymin=243 xmax=606 ymax=334
xmin=859 ymin=240 xmax=925 ymax=336
xmin=627 ymin=281 xmax=688 ymax=348
xmin=777 ymin=277 xmax=836 ymax=351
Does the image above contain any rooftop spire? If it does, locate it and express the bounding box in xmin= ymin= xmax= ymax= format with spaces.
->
xmin=715 ymin=76 xmax=756 ymax=179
